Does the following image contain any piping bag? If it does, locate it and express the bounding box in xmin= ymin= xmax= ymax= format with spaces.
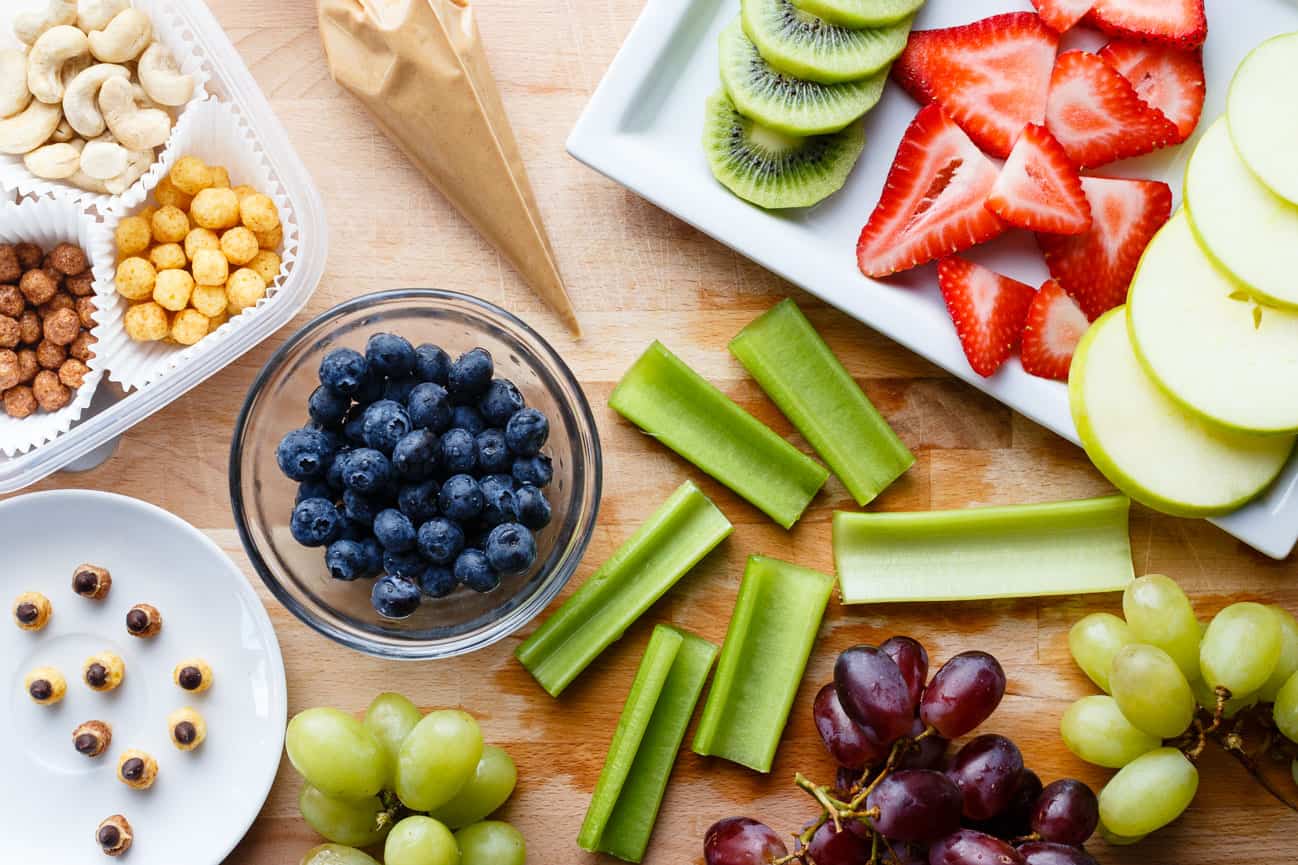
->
xmin=318 ymin=0 xmax=581 ymax=335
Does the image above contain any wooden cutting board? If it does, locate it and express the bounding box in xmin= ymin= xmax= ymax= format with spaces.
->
xmin=19 ymin=0 xmax=1297 ymax=862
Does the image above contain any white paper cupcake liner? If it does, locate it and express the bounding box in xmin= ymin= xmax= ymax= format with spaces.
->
xmin=0 ymin=0 xmax=211 ymax=214
xmin=94 ymin=99 xmax=300 ymax=391
xmin=0 ymin=197 xmax=105 ymax=457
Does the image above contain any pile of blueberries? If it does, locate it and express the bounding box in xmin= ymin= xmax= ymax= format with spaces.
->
xmin=275 ymin=332 xmax=555 ymax=619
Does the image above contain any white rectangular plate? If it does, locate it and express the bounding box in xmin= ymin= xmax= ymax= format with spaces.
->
xmin=568 ymin=0 xmax=1298 ymax=558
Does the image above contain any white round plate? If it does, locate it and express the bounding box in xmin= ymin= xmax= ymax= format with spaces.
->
xmin=0 ymin=491 xmax=287 ymax=864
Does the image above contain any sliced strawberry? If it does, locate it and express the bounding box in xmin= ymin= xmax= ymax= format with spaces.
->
xmin=1044 ymin=50 xmax=1180 ymax=169
xmin=985 ymin=124 xmax=1091 ymax=235
xmin=1037 ymin=176 xmax=1172 ymax=320
xmin=1098 ymin=40 xmax=1206 ymax=142
xmin=1021 ymin=279 xmax=1089 ymax=380
xmin=937 ymin=257 xmax=1037 ymax=377
xmin=1088 ymin=0 xmax=1206 ymax=50
xmin=1031 ymin=0 xmax=1094 ymax=33
xmin=892 ymin=12 xmax=1059 ymax=158
xmin=856 ymin=105 xmax=1006 ymax=278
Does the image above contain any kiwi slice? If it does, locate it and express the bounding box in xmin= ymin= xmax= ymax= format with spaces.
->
xmin=720 ymin=17 xmax=887 ymax=136
xmin=742 ymin=0 xmax=914 ymax=84
xmin=704 ymin=89 xmax=865 ymax=209
xmin=789 ymin=0 xmax=925 ymax=29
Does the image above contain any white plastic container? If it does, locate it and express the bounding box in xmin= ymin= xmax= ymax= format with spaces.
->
xmin=0 ymin=0 xmax=327 ymax=491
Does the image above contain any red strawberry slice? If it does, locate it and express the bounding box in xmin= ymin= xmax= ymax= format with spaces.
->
xmin=1098 ymin=41 xmax=1206 ymax=142
xmin=856 ymin=104 xmax=1006 ymax=278
xmin=1037 ymin=176 xmax=1172 ymax=320
xmin=937 ymin=257 xmax=1037 ymax=378
xmin=1021 ymin=279 xmax=1089 ymax=380
xmin=1044 ymin=50 xmax=1180 ymax=168
xmin=985 ymin=124 xmax=1091 ymax=235
xmin=1031 ymin=0 xmax=1094 ymax=33
xmin=1088 ymin=0 xmax=1207 ymax=50
xmin=892 ymin=12 xmax=1059 ymax=158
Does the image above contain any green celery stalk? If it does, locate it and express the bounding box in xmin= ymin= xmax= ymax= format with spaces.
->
xmin=692 ymin=555 xmax=834 ymax=772
xmin=516 ymin=480 xmax=731 ymax=697
xmin=609 ymin=341 xmax=829 ymax=529
xmin=578 ymin=625 xmax=718 ymax=863
xmin=729 ymin=298 xmax=914 ymax=506
xmin=834 ymin=495 xmax=1134 ymax=604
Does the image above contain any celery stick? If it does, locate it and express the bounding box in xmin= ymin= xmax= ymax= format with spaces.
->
xmin=609 ymin=341 xmax=829 ymax=528
xmin=730 ymin=299 xmax=914 ymax=506
xmin=579 ymin=625 xmax=718 ymax=863
xmin=692 ymin=555 xmax=834 ymax=772
xmin=516 ymin=480 xmax=731 ymax=697
xmin=834 ymin=495 xmax=1134 ymax=604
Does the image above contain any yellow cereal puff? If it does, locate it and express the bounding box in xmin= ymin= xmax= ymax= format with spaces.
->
xmin=123 ymin=302 xmax=169 ymax=342
xmin=115 ymin=216 xmax=151 ymax=257
xmin=239 ymin=193 xmax=280 ymax=233
xmin=149 ymin=243 xmax=187 ymax=271
xmin=232 ymin=184 xmax=257 ymax=201
xmin=247 ymin=250 xmax=282 ymax=285
xmin=153 ymin=269 xmax=194 ymax=312
xmin=191 ymin=188 xmax=240 ymax=230
xmin=209 ymin=166 xmax=230 ymax=188
xmin=151 ymin=206 xmax=190 ymax=244
xmin=171 ymin=309 xmax=209 ymax=345
xmin=208 ymin=310 xmax=229 ymax=330
xmin=170 ymin=156 xmax=213 ymax=197
xmin=220 ymin=227 xmax=259 ymax=265
xmin=184 ymin=227 xmax=220 ymax=262
xmin=226 ymin=268 xmax=266 ymax=312
xmin=189 ymin=284 xmax=227 ymax=318
xmin=154 ymin=176 xmax=193 ymax=211
xmin=191 ymin=249 xmax=229 ymax=286
xmin=115 ymin=257 xmax=156 ymax=301
xmin=254 ymin=224 xmax=282 ymax=251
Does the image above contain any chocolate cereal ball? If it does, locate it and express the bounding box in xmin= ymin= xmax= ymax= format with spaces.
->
xmin=33 ymin=369 xmax=71 ymax=412
xmin=14 ymin=242 xmax=42 ymax=271
xmin=38 ymin=292 xmax=75 ymax=318
xmin=17 ymin=310 xmax=39 ymax=345
xmin=0 ymin=315 xmax=18 ymax=348
xmin=43 ymin=307 xmax=80 ymax=346
xmin=16 ymin=349 xmax=37 ymax=383
xmin=36 ymin=339 xmax=66 ymax=370
xmin=4 ymin=385 xmax=36 ymax=418
xmin=69 ymin=332 xmax=96 ymax=361
xmin=0 ymin=284 xmax=23 ymax=317
xmin=0 ymin=350 xmax=17 ymax=390
xmin=59 ymin=358 xmax=89 ymax=389
xmin=65 ymin=270 xmax=94 ymax=297
xmin=0 ymin=245 xmax=19 ymax=283
xmin=47 ymin=243 xmax=88 ymax=276
xmin=19 ymin=269 xmax=57 ymax=305
xmin=76 ymin=296 xmax=96 ymax=329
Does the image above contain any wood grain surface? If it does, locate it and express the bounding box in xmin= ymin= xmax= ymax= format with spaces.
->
xmin=13 ymin=0 xmax=1298 ymax=862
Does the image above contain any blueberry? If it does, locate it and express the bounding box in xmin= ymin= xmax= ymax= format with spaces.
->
xmin=438 ymin=474 xmax=484 ymax=522
xmin=515 ymin=484 xmax=552 ymax=530
xmin=398 ymin=480 xmax=440 ymax=524
xmin=407 ymin=382 xmax=452 ymax=433
xmin=340 ymin=448 xmax=392 ymax=494
xmin=359 ymin=537 xmax=383 ymax=576
xmin=325 ymin=539 xmax=368 ymax=581
xmin=450 ymin=405 xmax=486 ymax=436
xmin=480 ymin=379 xmax=525 ymax=426
xmin=419 ymin=565 xmax=457 ymax=598
xmin=291 ymin=497 xmax=343 ymax=547
xmin=372 ymin=574 xmax=421 ymax=619
xmin=342 ymin=488 xmax=379 ymax=525
xmin=296 ymin=480 xmax=333 ymax=505
xmin=276 ymin=428 xmax=337 ymax=481
xmin=319 ymin=348 xmax=368 ymax=396
xmin=366 ymin=332 xmax=416 ymax=378
xmin=505 ymin=408 xmax=549 ymax=456
xmin=475 ymin=428 xmax=511 ymax=474
xmin=454 ymin=548 xmax=499 ymax=593
xmin=392 ymin=428 xmax=438 ymax=480
xmin=484 ymin=472 xmax=515 ymax=490
xmin=337 ymin=509 xmax=372 ymax=541
xmin=373 ymin=508 xmax=417 ymax=552
xmin=414 ymin=344 xmax=451 ymax=384
xmin=417 ymin=517 xmax=465 ymax=564
xmin=448 ymin=348 xmax=493 ymax=401
xmin=384 ymin=376 xmax=419 ymax=404
xmin=438 ymin=428 xmax=476 ymax=474
xmin=512 ymin=454 xmax=553 ymax=487
xmin=353 ymin=371 xmax=385 ymax=406
xmin=308 ymin=385 xmax=351 ymax=426
xmin=326 ymin=450 xmax=349 ymax=491
xmin=362 ymin=400 xmax=412 ymax=454
xmin=382 ymin=550 xmax=426 ymax=581
xmin=485 ymin=522 xmax=537 ymax=575
xmin=479 ymin=474 xmax=517 ymax=527
xmin=341 ymin=414 xmax=367 ymax=447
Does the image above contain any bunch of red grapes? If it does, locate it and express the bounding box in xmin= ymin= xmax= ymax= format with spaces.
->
xmin=705 ymin=637 xmax=1101 ymax=865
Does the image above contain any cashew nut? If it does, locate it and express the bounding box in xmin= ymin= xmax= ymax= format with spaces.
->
xmin=88 ymin=9 xmax=152 ymax=63
xmin=77 ymin=0 xmax=130 ymax=33
xmin=0 ymin=100 xmax=63 ymax=155
xmin=104 ymin=147 xmax=151 ymax=195
xmin=14 ymin=0 xmax=78 ymax=46
xmin=80 ymin=137 xmax=128 ymax=179
xmin=28 ymin=26 xmax=90 ymax=105
xmin=0 ymin=49 xmax=32 ymax=120
xmin=98 ymin=76 xmax=170 ymax=151
xmin=136 ymin=43 xmax=194 ymax=107
xmin=23 ymin=141 xmax=82 ymax=179
xmin=62 ymin=63 xmax=128 ymax=137
xmin=49 ymin=117 xmax=75 ymax=142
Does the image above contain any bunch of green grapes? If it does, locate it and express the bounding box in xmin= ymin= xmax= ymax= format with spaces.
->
xmin=1063 ymin=574 xmax=1298 ymax=844
xmin=286 ymin=693 xmax=526 ymax=865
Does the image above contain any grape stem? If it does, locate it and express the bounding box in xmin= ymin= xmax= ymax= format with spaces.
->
xmin=375 ymin=790 xmax=404 ymax=831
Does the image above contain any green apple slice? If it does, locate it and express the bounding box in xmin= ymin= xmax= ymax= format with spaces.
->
xmin=1184 ymin=117 xmax=1298 ymax=309
xmin=1228 ymin=33 xmax=1298 ymax=206
xmin=1128 ymin=209 xmax=1298 ymax=434
xmin=1069 ymin=307 xmax=1295 ymax=518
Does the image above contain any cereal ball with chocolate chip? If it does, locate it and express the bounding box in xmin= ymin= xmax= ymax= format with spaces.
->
xmin=173 ymin=658 xmax=212 ymax=693
xmin=4 ymin=385 xmax=36 ymax=418
xmin=0 ymin=245 xmax=18 ymax=283
xmin=116 ymin=750 xmax=157 ymax=789
xmin=17 ymin=310 xmax=39 ymax=345
xmin=72 ymin=564 xmax=112 ymax=599
xmin=59 ymin=358 xmax=89 ymax=389
xmin=76 ymin=296 xmax=96 ymax=329
xmin=36 ymin=339 xmax=66 ymax=370
xmin=0 ymin=350 xmax=18 ymax=390
xmin=96 ymin=815 xmax=133 ymax=857
xmin=25 ymin=666 xmax=65 ymax=704
xmin=73 ymin=720 xmax=112 ymax=757
xmin=167 ymin=707 xmax=206 ymax=751
xmin=48 ymin=243 xmax=88 ymax=276
xmin=125 ymin=603 xmax=161 ymax=638
xmin=16 ymin=349 xmax=37 ymax=383
xmin=19 ymin=269 xmax=57 ymax=305
xmin=43 ymin=307 xmax=80 ymax=346
xmin=84 ymin=652 xmax=125 ymax=691
xmin=70 ymin=332 xmax=96 ymax=362
xmin=13 ymin=591 xmax=51 ymax=630
xmin=0 ymin=315 xmax=18 ymax=348
xmin=14 ymin=242 xmax=42 ymax=271
xmin=0 ymin=284 xmax=23 ymax=318
xmin=65 ymin=270 xmax=94 ymax=298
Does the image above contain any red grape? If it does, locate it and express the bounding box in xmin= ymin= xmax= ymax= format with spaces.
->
xmin=866 ymin=769 xmax=962 ymax=842
xmin=704 ymin=817 xmax=788 ymax=865
xmin=814 ymin=683 xmax=890 ymax=770
xmin=896 ymin=717 xmax=949 ymax=772
xmin=947 ymin=735 xmax=1024 ymax=821
xmin=1016 ymin=842 xmax=1099 ymax=865
xmin=928 ymin=829 xmax=1026 ymax=865
xmin=970 ymin=769 xmax=1041 ymax=840
xmin=1029 ymin=779 xmax=1098 ymax=847
xmin=881 ymin=842 xmax=928 ymax=865
xmin=920 ymin=652 xmax=1006 ymax=739
xmin=882 ymin=636 xmax=930 ymax=706
xmin=806 ymin=819 xmax=872 ymax=865
xmin=835 ymin=645 xmax=917 ymax=743
xmin=835 ymin=765 xmax=861 ymax=800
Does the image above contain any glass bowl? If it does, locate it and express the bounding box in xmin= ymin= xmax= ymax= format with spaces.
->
xmin=230 ymin=289 xmax=602 ymax=660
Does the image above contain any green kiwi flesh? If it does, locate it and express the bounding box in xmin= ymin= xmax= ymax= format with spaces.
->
xmin=704 ymin=89 xmax=866 ymax=209
xmin=719 ymin=17 xmax=887 ymax=136
xmin=789 ymin=0 xmax=925 ymax=29
xmin=742 ymin=0 xmax=914 ymax=84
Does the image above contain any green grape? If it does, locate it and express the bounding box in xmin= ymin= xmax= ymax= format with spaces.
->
xmin=299 ymin=785 xmax=390 ymax=847
xmin=364 ymin=692 xmax=423 ymax=775
xmin=1060 ymin=695 xmax=1161 ymax=768
xmin=455 ymin=821 xmax=526 ymax=865
xmin=1259 ymin=607 xmax=1298 ymax=702
xmin=286 ymin=707 xmax=388 ymax=800
xmin=1123 ymin=574 xmax=1201 ymax=682
xmin=1068 ymin=612 xmax=1132 ymax=693
xmin=428 ymin=745 xmax=518 ymax=829
xmin=1273 ymin=671 xmax=1298 ymax=743
xmin=396 ymin=710 xmax=484 ymax=811
xmin=299 ymin=843 xmax=382 ymax=865
xmin=1098 ymin=821 xmax=1147 ymax=847
xmin=1190 ymin=675 xmax=1256 ymax=719
xmin=1098 ymin=747 xmax=1198 ymax=837
xmin=1110 ymin=644 xmax=1196 ymax=738
xmin=1201 ymin=602 xmax=1282 ymax=697
xmin=385 ymin=816 xmax=461 ymax=865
